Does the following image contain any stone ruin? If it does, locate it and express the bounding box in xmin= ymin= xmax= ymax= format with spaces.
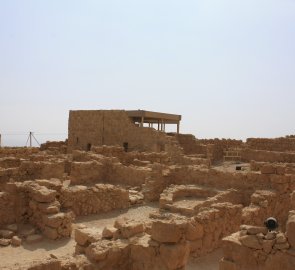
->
xmin=0 ymin=110 xmax=294 ymax=269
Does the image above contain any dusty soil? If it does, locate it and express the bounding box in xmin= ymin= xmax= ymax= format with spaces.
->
xmin=0 ymin=203 xmax=222 ymax=269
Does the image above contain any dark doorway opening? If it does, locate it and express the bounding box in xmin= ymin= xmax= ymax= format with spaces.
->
xmin=123 ymin=142 xmax=128 ymax=152
xmin=87 ymin=143 xmax=92 ymax=151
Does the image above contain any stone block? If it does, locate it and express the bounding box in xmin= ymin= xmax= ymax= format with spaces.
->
xmin=75 ymin=227 xmax=101 ymax=246
xmin=151 ymin=220 xmax=182 ymax=243
xmin=32 ymin=186 xmax=57 ymax=203
xmin=185 ymin=221 xmax=204 ymax=241
xmin=287 ymin=214 xmax=295 ymax=248
xmin=239 ymin=235 xmax=262 ymax=249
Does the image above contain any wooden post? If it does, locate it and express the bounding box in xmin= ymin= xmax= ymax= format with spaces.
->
xmin=141 ymin=116 xmax=144 ymax=127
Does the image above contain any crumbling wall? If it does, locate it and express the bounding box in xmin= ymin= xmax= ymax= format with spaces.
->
xmin=241 ymin=149 xmax=295 ymax=163
xmin=0 ymin=191 xmax=16 ymax=225
xmin=0 ymin=147 xmax=39 ymax=158
xmin=18 ymin=160 xmax=66 ymax=180
xmin=246 ymin=137 xmax=295 ymax=152
xmin=220 ymin=213 xmax=295 ymax=270
xmin=40 ymin=140 xmax=67 ymax=154
xmin=60 ymin=184 xmax=129 ymax=216
xmin=174 ymin=134 xmax=207 ymax=155
xmin=70 ymin=159 xmax=150 ymax=186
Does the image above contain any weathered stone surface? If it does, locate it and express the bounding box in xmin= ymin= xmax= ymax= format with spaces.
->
xmin=102 ymin=226 xmax=117 ymax=239
xmin=287 ymin=214 xmax=295 ymax=248
xmin=43 ymin=213 xmax=68 ymax=228
xmin=240 ymin=225 xmax=268 ymax=235
xmin=27 ymin=258 xmax=61 ymax=270
xmin=0 ymin=229 xmax=14 ymax=239
xmin=159 ymin=241 xmax=190 ymax=270
xmin=185 ymin=221 xmax=204 ymax=241
xmin=75 ymin=227 xmax=101 ymax=246
xmin=151 ymin=220 xmax=183 ymax=243
xmin=276 ymin=232 xmax=287 ymax=244
xmin=31 ymin=186 xmax=57 ymax=203
xmin=114 ymin=218 xmax=144 ymax=239
xmin=6 ymin=223 xmax=18 ymax=232
xmin=0 ymin=238 xmax=10 ymax=246
xmin=239 ymin=235 xmax=262 ymax=249
xmin=11 ymin=235 xmax=22 ymax=246
xmin=262 ymin=239 xmax=275 ymax=253
xmin=265 ymin=232 xmax=276 ymax=240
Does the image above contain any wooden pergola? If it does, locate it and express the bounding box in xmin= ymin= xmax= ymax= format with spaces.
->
xmin=126 ymin=110 xmax=182 ymax=134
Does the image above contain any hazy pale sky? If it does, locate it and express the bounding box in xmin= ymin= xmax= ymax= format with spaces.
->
xmin=0 ymin=0 xmax=294 ymax=146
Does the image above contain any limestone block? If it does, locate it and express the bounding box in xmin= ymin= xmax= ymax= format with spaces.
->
xmin=75 ymin=227 xmax=101 ymax=246
xmin=261 ymin=165 xmax=276 ymax=174
xmin=0 ymin=238 xmax=10 ymax=246
xmin=151 ymin=220 xmax=183 ymax=243
xmin=11 ymin=235 xmax=22 ymax=246
xmin=185 ymin=221 xmax=204 ymax=241
xmin=239 ymin=235 xmax=262 ymax=249
xmin=43 ymin=213 xmax=70 ymax=228
xmin=102 ymin=227 xmax=117 ymax=239
xmin=0 ymin=229 xmax=14 ymax=239
xmin=159 ymin=241 xmax=190 ymax=270
xmin=262 ymin=239 xmax=275 ymax=253
xmin=32 ymin=186 xmax=57 ymax=203
xmin=240 ymin=225 xmax=267 ymax=235
xmin=37 ymin=200 xmax=60 ymax=214
xmin=287 ymin=214 xmax=295 ymax=248
xmin=27 ymin=258 xmax=61 ymax=270
xmin=114 ymin=218 xmax=144 ymax=239
xmin=276 ymin=232 xmax=287 ymax=244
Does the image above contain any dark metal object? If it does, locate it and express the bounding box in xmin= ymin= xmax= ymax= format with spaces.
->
xmin=264 ymin=217 xmax=278 ymax=231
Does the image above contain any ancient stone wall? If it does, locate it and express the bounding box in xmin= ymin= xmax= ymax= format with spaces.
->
xmin=246 ymin=137 xmax=295 ymax=152
xmin=241 ymin=148 xmax=295 ymax=163
xmin=60 ymin=184 xmax=129 ymax=216
xmin=220 ymin=213 xmax=295 ymax=270
xmin=0 ymin=147 xmax=39 ymax=158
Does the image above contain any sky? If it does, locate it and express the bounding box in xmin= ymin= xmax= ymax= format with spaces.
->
xmin=0 ymin=0 xmax=294 ymax=146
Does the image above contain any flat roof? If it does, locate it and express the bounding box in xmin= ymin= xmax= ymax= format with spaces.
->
xmin=126 ymin=110 xmax=181 ymax=123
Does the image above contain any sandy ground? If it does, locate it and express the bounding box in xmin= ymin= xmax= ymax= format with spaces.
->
xmin=0 ymin=203 xmax=222 ymax=269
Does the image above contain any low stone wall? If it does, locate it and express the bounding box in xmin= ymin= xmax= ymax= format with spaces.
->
xmin=70 ymin=158 xmax=150 ymax=186
xmin=241 ymin=148 xmax=295 ymax=163
xmin=246 ymin=137 xmax=295 ymax=152
xmin=72 ymin=201 xmax=243 ymax=269
xmin=220 ymin=212 xmax=295 ymax=270
xmin=60 ymin=184 xmax=129 ymax=216
xmin=160 ymin=186 xmax=243 ymax=216
xmin=0 ymin=147 xmax=39 ymax=158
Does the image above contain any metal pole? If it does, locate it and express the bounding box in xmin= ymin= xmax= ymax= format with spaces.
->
xmin=30 ymin=132 xmax=32 ymax=147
